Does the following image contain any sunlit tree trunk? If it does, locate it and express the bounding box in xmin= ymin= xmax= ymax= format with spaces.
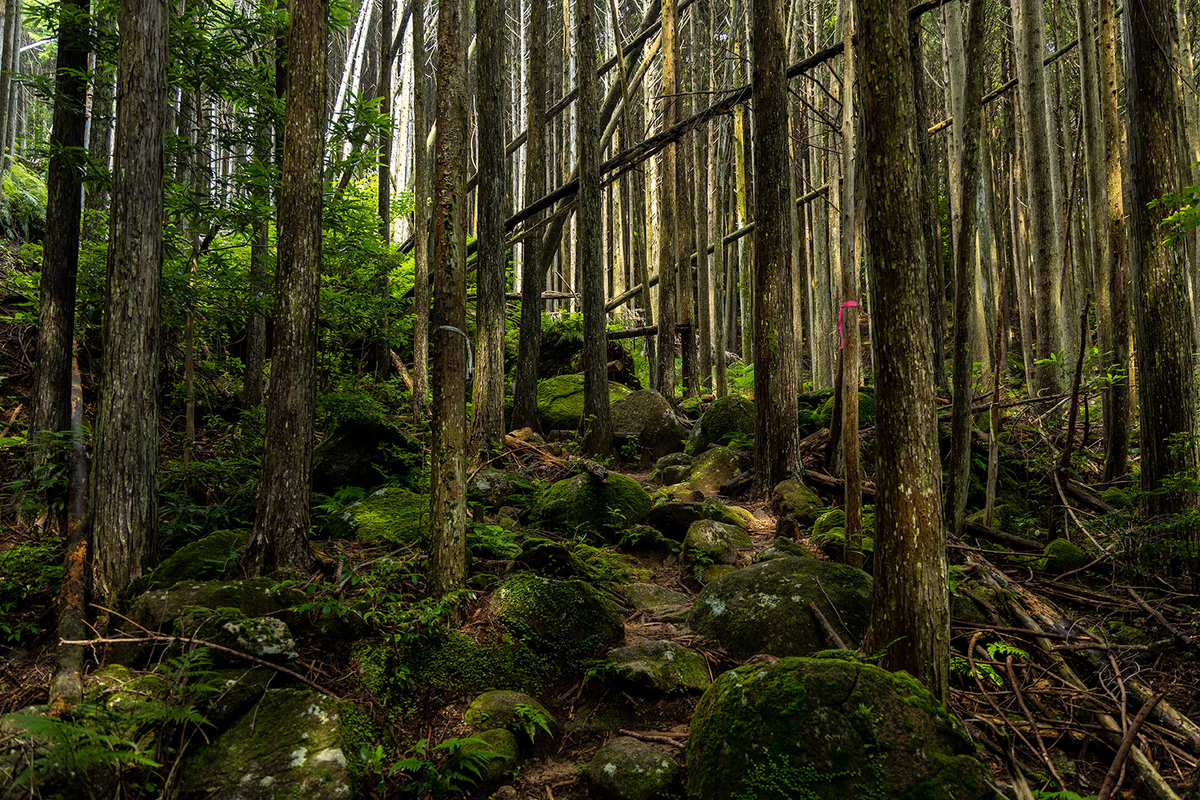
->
xmin=91 ymin=0 xmax=168 ymax=607
xmin=247 ymin=0 xmax=326 ymax=576
xmin=859 ymin=0 xmax=949 ymax=702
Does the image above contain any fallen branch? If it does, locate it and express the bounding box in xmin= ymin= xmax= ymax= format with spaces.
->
xmin=810 ymin=602 xmax=848 ymax=650
xmin=1126 ymin=588 xmax=1191 ymax=649
xmin=1097 ymin=694 xmax=1163 ymax=800
xmin=617 ymin=729 xmax=687 ymax=750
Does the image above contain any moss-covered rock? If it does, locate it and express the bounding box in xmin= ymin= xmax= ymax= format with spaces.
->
xmin=815 ymin=392 xmax=876 ymax=428
xmin=682 ymin=520 xmax=753 ymax=567
xmin=1042 ymin=539 xmax=1090 ymax=573
xmin=129 ymin=578 xmax=306 ymax=636
xmin=813 ymin=508 xmax=846 ymax=538
xmin=771 ymin=480 xmax=826 ymax=528
xmin=587 ymin=736 xmax=682 ymax=800
xmin=175 ymin=606 xmax=298 ymax=663
xmin=490 ymin=573 xmax=624 ymax=663
xmin=688 ymin=395 xmax=755 ymax=453
xmin=312 ymin=417 xmax=423 ymax=494
xmin=536 ymin=472 xmax=651 ymax=537
xmin=516 ymin=537 xmax=588 ymax=578
xmin=698 ymin=564 xmax=737 ymax=584
xmin=754 ymin=538 xmax=817 ymax=563
xmin=686 ymin=657 xmax=1003 ymax=800
xmin=605 ymin=640 xmax=710 ymax=694
xmin=811 ymin=527 xmax=875 ymax=571
xmin=344 ymin=488 xmax=428 ymax=546
xmin=134 ymin=529 xmax=249 ymax=592
xmin=537 ymin=373 xmax=632 ymax=431
xmin=461 ymin=728 xmax=521 ymax=783
xmin=623 ymin=583 xmax=691 ymax=610
xmin=468 ymin=468 xmax=538 ymax=510
xmin=611 ymin=389 xmax=689 ymax=463
xmin=651 ymin=454 xmax=695 ymax=486
xmin=687 ymin=557 xmax=871 ymax=660
xmin=644 ymin=499 xmax=748 ymax=540
xmin=180 ymin=688 xmax=350 ymax=800
xmin=1106 ymin=620 xmax=1150 ymax=646
xmin=682 ymin=446 xmax=745 ymax=497
xmin=464 ymin=690 xmax=557 ymax=746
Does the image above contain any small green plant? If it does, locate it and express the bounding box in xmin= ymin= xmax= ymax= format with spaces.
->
xmin=1030 ymin=791 xmax=1097 ymax=800
xmin=390 ymin=736 xmax=500 ymax=798
xmin=507 ymin=703 xmax=554 ymax=745
xmin=619 ymin=435 xmax=642 ymax=463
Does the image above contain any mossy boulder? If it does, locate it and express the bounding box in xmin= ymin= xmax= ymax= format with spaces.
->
xmin=754 ymin=538 xmax=817 ymax=563
xmin=624 ymin=583 xmax=691 ymax=610
xmin=811 ymin=527 xmax=875 ymax=571
xmin=180 ymin=689 xmax=350 ymax=800
xmin=652 ymin=451 xmax=694 ymax=484
xmin=344 ymin=488 xmax=428 ymax=546
xmin=175 ymin=606 xmax=298 ymax=663
xmin=312 ymin=417 xmax=422 ymax=493
xmin=587 ymin=736 xmax=682 ymax=800
xmin=605 ymin=640 xmax=710 ymax=694
xmin=686 ymin=657 xmax=1003 ymax=800
xmin=516 ymin=538 xmax=588 ymax=578
xmin=464 ymin=690 xmax=557 ymax=745
xmin=468 ymin=468 xmax=538 ymax=510
xmin=688 ymin=395 xmax=754 ymax=453
xmin=687 ymin=557 xmax=872 ymax=660
xmin=537 ymin=373 xmax=631 ymax=431
xmin=129 ymin=578 xmax=306 ymax=635
xmin=813 ymin=508 xmax=846 ymax=537
xmin=644 ymin=499 xmax=748 ymax=540
xmin=490 ymin=573 xmax=624 ymax=663
xmin=611 ymin=389 xmax=689 ymax=463
xmin=536 ymin=472 xmax=651 ymax=537
xmin=1042 ymin=539 xmax=1090 ymax=573
xmin=462 ymin=728 xmax=521 ymax=783
xmin=815 ymin=391 xmax=876 ymax=428
xmin=134 ymin=529 xmax=249 ymax=592
xmin=682 ymin=519 xmax=753 ymax=567
xmin=680 ymin=446 xmax=745 ymax=497
xmin=771 ymin=480 xmax=826 ymax=528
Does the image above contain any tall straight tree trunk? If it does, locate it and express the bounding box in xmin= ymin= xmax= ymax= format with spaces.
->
xmin=693 ymin=10 xmax=712 ymax=392
xmin=428 ymin=0 xmax=470 ymax=599
xmin=379 ymin=0 xmax=393 ymax=242
xmin=247 ymin=0 xmax=326 ymax=576
xmin=711 ymin=120 xmax=729 ymax=396
xmin=655 ymin=0 xmax=679 ymax=396
xmin=911 ymin=16 xmax=944 ymax=393
xmin=471 ymin=0 xmax=505 ymax=458
xmin=579 ymin=0 xmax=613 ymax=457
xmin=412 ymin=0 xmax=431 ymax=415
xmin=82 ymin=11 xmax=113 ymax=245
xmin=945 ymin=0 xmax=987 ymax=536
xmin=1013 ymin=0 xmax=1064 ymax=399
xmin=512 ymin=0 xmax=547 ymax=432
xmin=858 ymin=0 xmax=949 ymax=702
xmin=243 ymin=107 xmax=272 ymax=411
xmin=751 ymin=0 xmax=798 ymax=496
xmin=91 ymin=0 xmax=168 ymax=608
xmin=1099 ymin=0 xmax=1130 ymax=480
xmin=30 ymin=0 xmax=89 ymax=518
xmin=1123 ymin=0 xmax=1200 ymax=521
xmin=0 ymin=0 xmax=19 ymax=172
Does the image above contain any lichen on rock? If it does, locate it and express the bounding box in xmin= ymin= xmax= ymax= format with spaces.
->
xmin=586 ymin=736 xmax=682 ymax=800
xmin=489 ymin=572 xmax=624 ymax=664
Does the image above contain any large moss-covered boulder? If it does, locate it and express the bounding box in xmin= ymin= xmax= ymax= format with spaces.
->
xmin=490 ymin=573 xmax=624 ymax=663
xmin=687 ymin=558 xmax=871 ymax=660
xmin=312 ymin=418 xmax=422 ymax=493
xmin=175 ymin=606 xmax=298 ymax=663
xmin=623 ymin=583 xmax=691 ymax=610
xmin=134 ymin=529 xmax=249 ymax=592
xmin=682 ymin=519 xmax=753 ymax=567
xmin=680 ymin=446 xmax=745 ymax=497
xmin=468 ymin=468 xmax=538 ymax=510
xmin=537 ymin=373 xmax=631 ymax=431
xmin=342 ymin=487 xmax=427 ymax=545
xmin=686 ymin=658 xmax=1003 ymax=800
xmin=688 ymin=395 xmax=755 ymax=453
xmin=771 ymin=480 xmax=826 ymax=528
xmin=464 ymin=690 xmax=557 ymax=747
xmin=605 ymin=640 xmax=710 ymax=694
xmin=644 ymin=499 xmax=750 ymax=540
xmin=536 ymin=472 xmax=651 ymax=537
xmin=180 ymin=689 xmax=351 ymax=799
xmin=1042 ymin=538 xmax=1090 ymax=573
xmin=130 ymin=578 xmax=306 ymax=634
xmin=816 ymin=392 xmax=876 ymax=428
xmin=610 ymin=389 xmax=689 ymax=463
xmin=650 ymin=452 xmax=694 ymax=485
xmin=587 ymin=736 xmax=682 ymax=800
xmin=461 ymin=728 xmax=521 ymax=783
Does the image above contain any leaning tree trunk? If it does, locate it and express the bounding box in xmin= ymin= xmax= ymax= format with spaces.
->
xmin=1123 ymin=0 xmax=1200 ymax=520
xmin=30 ymin=0 xmax=89 ymax=528
xmin=858 ymin=0 xmax=949 ymax=703
xmin=247 ymin=0 xmax=326 ymax=576
xmin=470 ymin=0 xmax=506 ymax=459
xmin=751 ymin=0 xmax=799 ymax=497
xmin=579 ymin=0 xmax=613 ymax=457
xmin=428 ymin=0 xmax=470 ymax=600
xmin=91 ymin=0 xmax=168 ymax=609
xmin=512 ymin=0 xmax=548 ymax=433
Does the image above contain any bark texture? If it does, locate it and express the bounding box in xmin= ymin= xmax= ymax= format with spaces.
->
xmin=247 ymin=0 xmax=327 ymax=575
xmin=655 ymin=0 xmax=680 ymax=397
xmin=412 ymin=0 xmax=430 ymax=415
xmin=858 ymin=0 xmax=949 ymax=701
xmin=91 ymin=0 xmax=169 ymax=607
